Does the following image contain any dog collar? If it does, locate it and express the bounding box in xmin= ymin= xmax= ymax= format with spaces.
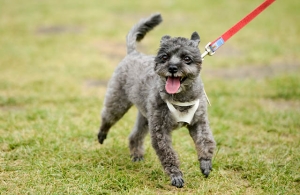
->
xmin=165 ymin=99 xmax=200 ymax=124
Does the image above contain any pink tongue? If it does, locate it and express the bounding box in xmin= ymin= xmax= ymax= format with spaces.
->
xmin=165 ymin=77 xmax=181 ymax=94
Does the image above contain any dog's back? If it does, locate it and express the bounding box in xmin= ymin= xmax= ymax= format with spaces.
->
xmin=98 ymin=14 xmax=162 ymax=144
xmin=109 ymin=14 xmax=163 ymax=115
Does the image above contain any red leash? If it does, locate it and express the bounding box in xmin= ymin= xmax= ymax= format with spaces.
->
xmin=201 ymin=0 xmax=276 ymax=59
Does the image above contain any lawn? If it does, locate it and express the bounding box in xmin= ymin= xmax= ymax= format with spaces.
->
xmin=0 ymin=0 xmax=299 ymax=194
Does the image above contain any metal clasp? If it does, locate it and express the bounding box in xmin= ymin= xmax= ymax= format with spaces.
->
xmin=201 ymin=42 xmax=215 ymax=60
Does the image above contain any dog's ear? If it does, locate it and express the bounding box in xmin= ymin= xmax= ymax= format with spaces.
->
xmin=160 ymin=35 xmax=171 ymax=44
xmin=191 ymin=32 xmax=200 ymax=46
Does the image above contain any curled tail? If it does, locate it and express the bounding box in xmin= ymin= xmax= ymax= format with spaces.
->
xmin=126 ymin=13 xmax=162 ymax=54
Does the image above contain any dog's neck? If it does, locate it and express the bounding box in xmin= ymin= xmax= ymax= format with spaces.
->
xmin=165 ymin=99 xmax=199 ymax=124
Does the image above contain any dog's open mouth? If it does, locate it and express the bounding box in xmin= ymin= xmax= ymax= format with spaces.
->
xmin=165 ymin=76 xmax=186 ymax=94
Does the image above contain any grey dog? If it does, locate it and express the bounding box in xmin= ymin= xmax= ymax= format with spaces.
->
xmin=97 ymin=13 xmax=216 ymax=188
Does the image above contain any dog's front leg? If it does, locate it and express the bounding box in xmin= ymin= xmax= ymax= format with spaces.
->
xmin=149 ymin=121 xmax=184 ymax=188
xmin=188 ymin=116 xmax=216 ymax=177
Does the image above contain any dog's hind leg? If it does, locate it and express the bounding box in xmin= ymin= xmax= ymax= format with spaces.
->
xmin=98 ymin=87 xmax=132 ymax=144
xmin=129 ymin=111 xmax=149 ymax=161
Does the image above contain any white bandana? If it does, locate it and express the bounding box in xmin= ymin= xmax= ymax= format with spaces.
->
xmin=165 ymin=99 xmax=200 ymax=124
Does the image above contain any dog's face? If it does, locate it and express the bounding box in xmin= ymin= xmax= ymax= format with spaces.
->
xmin=154 ymin=32 xmax=202 ymax=94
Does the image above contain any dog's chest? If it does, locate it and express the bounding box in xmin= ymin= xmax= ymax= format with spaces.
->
xmin=165 ymin=99 xmax=199 ymax=124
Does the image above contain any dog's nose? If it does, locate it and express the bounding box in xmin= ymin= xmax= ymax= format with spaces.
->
xmin=168 ymin=65 xmax=178 ymax=74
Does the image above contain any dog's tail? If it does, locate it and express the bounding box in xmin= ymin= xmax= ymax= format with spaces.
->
xmin=126 ymin=13 xmax=162 ymax=54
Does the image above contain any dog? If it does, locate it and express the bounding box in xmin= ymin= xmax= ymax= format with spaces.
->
xmin=97 ymin=13 xmax=216 ymax=188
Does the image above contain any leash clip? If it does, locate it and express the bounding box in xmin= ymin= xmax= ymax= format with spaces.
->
xmin=201 ymin=42 xmax=215 ymax=60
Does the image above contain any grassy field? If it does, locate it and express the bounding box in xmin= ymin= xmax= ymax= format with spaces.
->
xmin=1 ymin=0 xmax=300 ymax=194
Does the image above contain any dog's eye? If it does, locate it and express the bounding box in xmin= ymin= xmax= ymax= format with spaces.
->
xmin=183 ymin=56 xmax=192 ymax=64
xmin=161 ymin=54 xmax=169 ymax=62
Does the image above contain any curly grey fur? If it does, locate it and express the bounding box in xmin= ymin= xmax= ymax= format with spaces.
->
xmin=97 ymin=13 xmax=216 ymax=188
xmin=126 ymin=13 xmax=162 ymax=54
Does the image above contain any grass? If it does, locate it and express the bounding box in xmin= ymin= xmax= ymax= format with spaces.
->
xmin=1 ymin=0 xmax=300 ymax=194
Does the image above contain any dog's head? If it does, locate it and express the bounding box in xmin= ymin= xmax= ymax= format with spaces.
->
xmin=154 ymin=32 xmax=202 ymax=94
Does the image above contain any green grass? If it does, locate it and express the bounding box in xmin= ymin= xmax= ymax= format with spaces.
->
xmin=1 ymin=0 xmax=300 ymax=194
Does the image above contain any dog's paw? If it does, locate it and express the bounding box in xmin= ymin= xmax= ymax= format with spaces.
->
xmin=171 ymin=175 xmax=184 ymax=188
xmin=97 ymin=132 xmax=107 ymax=144
xmin=200 ymin=158 xmax=212 ymax=177
xmin=131 ymin=155 xmax=144 ymax=162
